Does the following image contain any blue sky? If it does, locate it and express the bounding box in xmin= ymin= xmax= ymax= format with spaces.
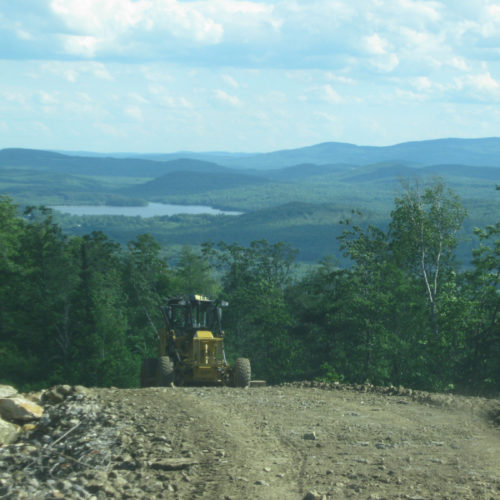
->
xmin=1 ymin=0 xmax=499 ymax=153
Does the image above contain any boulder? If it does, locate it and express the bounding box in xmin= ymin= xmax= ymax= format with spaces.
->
xmin=0 ymin=396 xmax=44 ymax=422
xmin=0 ymin=385 xmax=18 ymax=399
xmin=0 ymin=417 xmax=19 ymax=444
xmin=42 ymin=384 xmax=88 ymax=404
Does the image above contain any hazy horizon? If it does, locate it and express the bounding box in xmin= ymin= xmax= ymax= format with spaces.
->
xmin=3 ymin=136 xmax=500 ymax=158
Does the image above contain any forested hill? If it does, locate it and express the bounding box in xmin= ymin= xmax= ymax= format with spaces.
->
xmin=126 ymin=170 xmax=270 ymax=196
xmin=0 ymin=149 xmax=231 ymax=177
xmin=80 ymin=137 xmax=500 ymax=169
xmin=342 ymin=163 xmax=500 ymax=183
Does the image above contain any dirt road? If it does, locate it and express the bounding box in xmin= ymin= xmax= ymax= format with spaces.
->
xmin=1 ymin=383 xmax=499 ymax=499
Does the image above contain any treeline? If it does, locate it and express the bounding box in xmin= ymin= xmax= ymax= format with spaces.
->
xmin=0 ymin=179 xmax=499 ymax=394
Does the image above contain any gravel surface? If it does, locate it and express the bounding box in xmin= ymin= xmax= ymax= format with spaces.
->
xmin=0 ymin=382 xmax=499 ymax=499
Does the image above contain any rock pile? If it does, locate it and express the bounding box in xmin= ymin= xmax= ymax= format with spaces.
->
xmin=0 ymin=385 xmax=199 ymax=499
xmin=0 ymin=385 xmax=125 ymax=499
xmin=0 ymin=384 xmax=44 ymax=445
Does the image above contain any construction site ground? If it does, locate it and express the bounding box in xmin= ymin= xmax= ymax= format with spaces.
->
xmin=1 ymin=382 xmax=499 ymax=499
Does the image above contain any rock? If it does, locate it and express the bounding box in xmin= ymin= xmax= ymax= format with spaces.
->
xmin=303 ymin=490 xmax=326 ymax=500
xmin=303 ymin=431 xmax=317 ymax=440
xmin=0 ymin=385 xmax=17 ymax=399
xmin=0 ymin=418 xmax=19 ymax=444
xmin=150 ymin=458 xmax=199 ymax=471
xmin=42 ymin=385 xmax=72 ymax=404
xmin=255 ymin=480 xmax=270 ymax=486
xmin=0 ymin=397 xmax=43 ymax=422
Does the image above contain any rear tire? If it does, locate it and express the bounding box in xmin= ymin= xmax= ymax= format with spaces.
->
xmin=156 ymin=356 xmax=175 ymax=386
xmin=234 ymin=358 xmax=251 ymax=387
xmin=140 ymin=358 xmax=158 ymax=387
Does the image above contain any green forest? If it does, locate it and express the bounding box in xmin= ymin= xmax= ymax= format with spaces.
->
xmin=1 ymin=179 xmax=499 ymax=394
xmin=2 ymin=146 xmax=500 ymax=266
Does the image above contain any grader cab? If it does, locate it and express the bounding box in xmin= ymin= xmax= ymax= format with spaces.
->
xmin=140 ymin=295 xmax=251 ymax=387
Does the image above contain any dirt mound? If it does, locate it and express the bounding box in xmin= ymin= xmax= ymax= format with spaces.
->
xmin=0 ymin=384 xmax=499 ymax=499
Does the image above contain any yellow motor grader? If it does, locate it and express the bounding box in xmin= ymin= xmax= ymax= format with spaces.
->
xmin=140 ymin=294 xmax=251 ymax=387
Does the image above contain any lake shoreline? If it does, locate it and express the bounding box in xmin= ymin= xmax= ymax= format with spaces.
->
xmin=50 ymin=202 xmax=242 ymax=218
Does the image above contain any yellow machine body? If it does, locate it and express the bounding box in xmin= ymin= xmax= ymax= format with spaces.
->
xmin=141 ymin=295 xmax=251 ymax=387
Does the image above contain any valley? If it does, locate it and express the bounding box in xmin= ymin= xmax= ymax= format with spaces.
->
xmin=1 ymin=138 xmax=500 ymax=264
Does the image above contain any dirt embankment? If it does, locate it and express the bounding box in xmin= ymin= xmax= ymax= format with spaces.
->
xmin=1 ymin=382 xmax=499 ymax=499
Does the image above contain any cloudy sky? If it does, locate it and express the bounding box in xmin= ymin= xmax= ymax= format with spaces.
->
xmin=1 ymin=0 xmax=499 ymax=153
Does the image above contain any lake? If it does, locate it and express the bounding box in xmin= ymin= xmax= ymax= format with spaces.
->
xmin=50 ymin=202 xmax=242 ymax=217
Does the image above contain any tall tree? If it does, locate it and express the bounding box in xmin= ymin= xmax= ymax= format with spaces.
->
xmin=171 ymin=246 xmax=218 ymax=297
xmin=205 ymin=240 xmax=298 ymax=382
xmin=122 ymin=233 xmax=172 ymax=360
xmin=389 ymin=180 xmax=466 ymax=335
xmin=462 ymin=222 xmax=500 ymax=391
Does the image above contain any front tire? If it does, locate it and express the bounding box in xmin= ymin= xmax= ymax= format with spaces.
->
xmin=156 ymin=356 xmax=175 ymax=386
xmin=234 ymin=358 xmax=251 ymax=387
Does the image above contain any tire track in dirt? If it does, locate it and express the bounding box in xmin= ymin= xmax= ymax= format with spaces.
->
xmin=166 ymin=387 xmax=302 ymax=499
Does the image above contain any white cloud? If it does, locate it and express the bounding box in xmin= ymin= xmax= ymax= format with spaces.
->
xmin=38 ymin=91 xmax=58 ymax=105
xmin=412 ymin=76 xmax=432 ymax=91
xmin=1 ymin=91 xmax=28 ymax=106
xmin=90 ymin=63 xmax=113 ymax=81
xmin=451 ymin=71 xmax=500 ymax=102
xmin=50 ymin=0 xmax=144 ymax=35
xmin=321 ymin=84 xmax=342 ymax=104
xmin=129 ymin=92 xmax=149 ymax=104
xmin=61 ymin=35 xmax=100 ymax=58
xmin=257 ymin=90 xmax=287 ymax=104
xmin=326 ymin=72 xmax=356 ymax=85
xmin=222 ymin=74 xmax=239 ymax=88
xmin=371 ymin=53 xmax=399 ymax=72
xmin=466 ymin=72 xmax=500 ymax=92
xmin=397 ymin=0 xmax=442 ymax=23
xmin=148 ymin=86 xmax=194 ymax=109
xmin=449 ymin=57 xmax=468 ymax=71
xmin=94 ymin=122 xmax=126 ymax=138
xmin=125 ymin=106 xmax=144 ymax=121
xmin=178 ymin=97 xmax=193 ymax=109
xmin=395 ymin=88 xmax=426 ymax=102
xmin=76 ymin=92 xmax=92 ymax=103
xmin=214 ymin=89 xmax=241 ymax=106
xmin=50 ymin=0 xmax=225 ymax=53
xmin=16 ymin=28 xmax=33 ymax=41
xmin=489 ymin=4 xmax=500 ymax=21
xmin=314 ymin=111 xmax=337 ymax=123
xmin=33 ymin=121 xmax=51 ymax=134
xmin=362 ymin=33 xmax=399 ymax=72
xmin=363 ymin=34 xmax=389 ymax=55
xmin=63 ymin=70 xmax=78 ymax=83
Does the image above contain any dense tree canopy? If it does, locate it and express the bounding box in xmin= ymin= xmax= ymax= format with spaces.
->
xmin=0 ymin=183 xmax=499 ymax=394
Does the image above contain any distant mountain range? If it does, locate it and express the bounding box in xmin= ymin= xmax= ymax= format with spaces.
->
xmin=2 ymin=139 xmax=500 ymax=189
xmin=50 ymin=137 xmax=500 ymax=170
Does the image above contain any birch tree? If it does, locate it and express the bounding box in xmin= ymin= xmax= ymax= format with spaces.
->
xmin=389 ymin=179 xmax=466 ymax=336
